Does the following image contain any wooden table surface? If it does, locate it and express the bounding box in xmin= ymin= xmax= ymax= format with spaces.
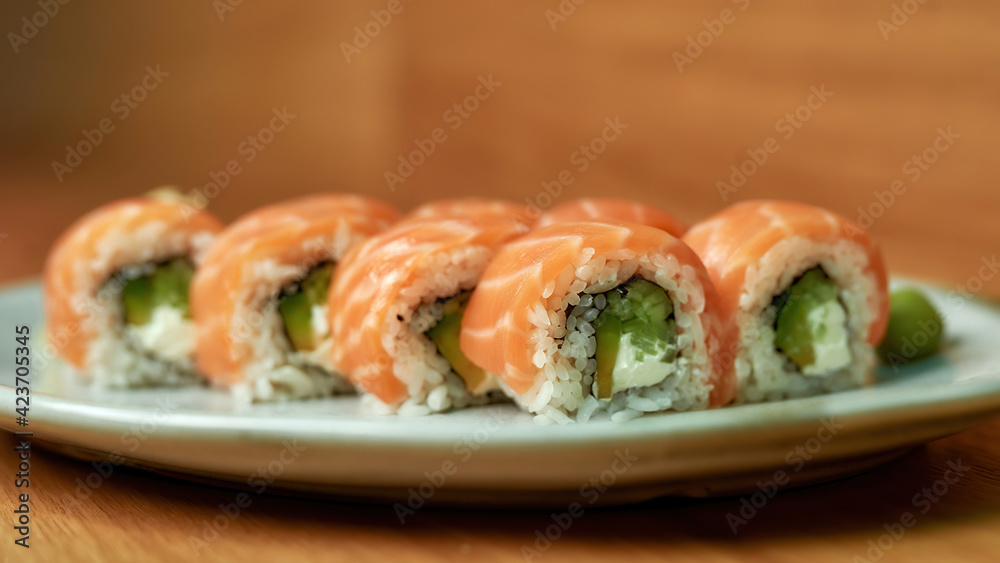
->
xmin=2 ymin=1 xmax=1000 ymax=561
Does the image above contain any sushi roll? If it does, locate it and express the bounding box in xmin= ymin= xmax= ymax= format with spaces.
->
xmin=190 ymin=194 xmax=399 ymax=402
xmin=461 ymin=220 xmax=735 ymax=424
xmin=682 ymin=200 xmax=889 ymax=403
xmin=537 ymin=197 xmax=688 ymax=237
xmin=43 ymin=193 xmax=224 ymax=386
xmin=329 ymin=215 xmax=529 ymax=415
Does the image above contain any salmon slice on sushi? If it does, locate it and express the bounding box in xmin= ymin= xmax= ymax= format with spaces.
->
xmin=190 ymin=194 xmax=399 ymax=402
xmin=461 ymin=220 xmax=735 ymax=424
xmin=404 ymin=198 xmax=532 ymax=225
xmin=682 ymin=200 xmax=889 ymax=403
xmin=329 ymin=215 xmax=529 ymax=415
xmin=537 ymin=198 xmax=688 ymax=237
xmin=43 ymin=192 xmax=224 ymax=386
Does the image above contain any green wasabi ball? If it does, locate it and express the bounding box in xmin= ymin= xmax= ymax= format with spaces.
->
xmin=877 ymin=287 xmax=944 ymax=365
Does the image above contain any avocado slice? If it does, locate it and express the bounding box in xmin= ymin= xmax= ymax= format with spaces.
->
xmin=151 ymin=258 xmax=195 ymax=316
xmin=277 ymin=262 xmax=334 ymax=352
xmin=593 ymin=278 xmax=676 ymax=399
xmin=121 ymin=258 xmax=195 ymax=326
xmin=593 ymin=313 xmax=621 ymax=399
xmin=426 ymin=293 xmax=490 ymax=391
xmin=773 ymin=267 xmax=842 ymax=370
xmin=278 ymin=292 xmax=315 ymax=351
xmin=301 ymin=261 xmax=334 ymax=305
xmin=122 ymin=274 xmax=154 ymax=326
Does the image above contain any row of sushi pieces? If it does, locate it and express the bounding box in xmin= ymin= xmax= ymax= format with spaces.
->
xmin=44 ymin=192 xmax=887 ymax=423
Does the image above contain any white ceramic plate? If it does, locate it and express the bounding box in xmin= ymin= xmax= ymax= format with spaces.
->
xmin=1 ymin=279 xmax=999 ymax=508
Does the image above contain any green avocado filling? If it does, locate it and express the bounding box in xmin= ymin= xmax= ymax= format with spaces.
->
xmin=277 ymin=262 xmax=334 ymax=352
xmin=593 ymin=278 xmax=676 ymax=399
xmin=426 ymin=292 xmax=490 ymax=391
xmin=121 ymin=258 xmax=195 ymax=326
xmin=773 ymin=267 xmax=843 ymax=370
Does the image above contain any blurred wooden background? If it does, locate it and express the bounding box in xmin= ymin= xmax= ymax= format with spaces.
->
xmin=3 ymin=3 xmax=1000 ymax=562
xmin=1 ymin=0 xmax=998 ymax=298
